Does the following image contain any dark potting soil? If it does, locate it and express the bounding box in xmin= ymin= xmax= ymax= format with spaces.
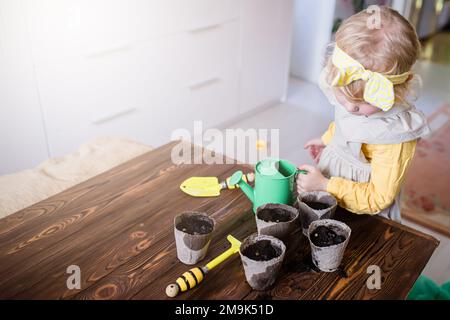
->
xmin=242 ymin=240 xmax=281 ymax=261
xmin=285 ymin=254 xmax=321 ymax=274
xmin=176 ymin=215 xmax=213 ymax=235
xmin=304 ymin=201 xmax=330 ymax=210
xmin=310 ymin=226 xmax=346 ymax=247
xmin=257 ymin=208 xmax=293 ymax=223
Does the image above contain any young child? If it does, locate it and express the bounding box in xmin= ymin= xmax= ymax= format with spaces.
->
xmin=296 ymin=7 xmax=430 ymax=221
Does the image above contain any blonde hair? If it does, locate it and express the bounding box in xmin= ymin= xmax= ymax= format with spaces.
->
xmin=325 ymin=7 xmax=421 ymax=105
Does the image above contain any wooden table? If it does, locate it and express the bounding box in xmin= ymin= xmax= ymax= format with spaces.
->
xmin=0 ymin=142 xmax=439 ymax=300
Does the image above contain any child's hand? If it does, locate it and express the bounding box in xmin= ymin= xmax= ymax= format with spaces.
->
xmin=297 ymin=165 xmax=329 ymax=193
xmin=304 ymin=138 xmax=325 ymax=164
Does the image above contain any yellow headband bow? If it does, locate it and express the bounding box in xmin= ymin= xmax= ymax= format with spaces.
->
xmin=331 ymin=45 xmax=411 ymax=111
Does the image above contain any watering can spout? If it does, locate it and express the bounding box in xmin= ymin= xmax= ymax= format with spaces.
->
xmin=238 ymin=180 xmax=255 ymax=203
xmin=229 ymin=171 xmax=255 ymax=204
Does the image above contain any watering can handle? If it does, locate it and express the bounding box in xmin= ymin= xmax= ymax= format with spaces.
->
xmin=295 ymin=169 xmax=308 ymax=181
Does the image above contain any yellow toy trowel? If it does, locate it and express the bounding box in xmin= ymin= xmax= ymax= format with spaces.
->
xmin=166 ymin=235 xmax=241 ymax=297
xmin=180 ymin=173 xmax=254 ymax=197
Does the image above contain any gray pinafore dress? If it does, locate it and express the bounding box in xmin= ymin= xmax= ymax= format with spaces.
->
xmin=317 ymin=71 xmax=431 ymax=221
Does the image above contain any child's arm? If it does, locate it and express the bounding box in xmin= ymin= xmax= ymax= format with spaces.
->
xmin=326 ymin=141 xmax=417 ymax=214
xmin=321 ymin=122 xmax=335 ymax=146
xmin=298 ymin=140 xmax=417 ymax=214
xmin=304 ymin=122 xmax=335 ymax=163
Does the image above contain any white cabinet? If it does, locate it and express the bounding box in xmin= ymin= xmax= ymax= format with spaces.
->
xmin=0 ymin=0 xmax=293 ymax=173
xmin=37 ymin=19 xmax=240 ymax=156
xmin=147 ymin=21 xmax=241 ymax=147
xmin=34 ymin=49 xmax=143 ymax=156
xmin=0 ymin=0 xmax=49 ymax=175
xmin=240 ymin=0 xmax=294 ymax=113
xmin=23 ymin=0 xmax=240 ymax=64
xmin=146 ymin=66 xmax=240 ymax=147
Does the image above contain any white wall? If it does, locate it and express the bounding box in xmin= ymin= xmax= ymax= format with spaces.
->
xmin=391 ymin=0 xmax=410 ymax=16
xmin=290 ymin=0 xmax=336 ymax=84
xmin=0 ymin=0 xmax=49 ymax=175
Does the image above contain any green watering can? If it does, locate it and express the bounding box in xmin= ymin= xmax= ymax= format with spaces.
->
xmin=229 ymin=159 xmax=307 ymax=213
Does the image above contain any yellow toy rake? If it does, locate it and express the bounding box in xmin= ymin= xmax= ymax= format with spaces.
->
xmin=166 ymin=235 xmax=241 ymax=297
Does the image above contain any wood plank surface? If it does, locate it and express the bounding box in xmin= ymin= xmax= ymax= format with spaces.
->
xmin=0 ymin=142 xmax=439 ymax=300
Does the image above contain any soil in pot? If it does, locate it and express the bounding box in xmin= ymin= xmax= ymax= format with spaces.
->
xmin=307 ymin=219 xmax=351 ymax=272
xmin=176 ymin=215 xmax=214 ymax=235
xmin=241 ymin=240 xmax=281 ymax=261
xmin=239 ymin=234 xmax=286 ymax=291
xmin=174 ymin=212 xmax=215 ymax=265
xmin=297 ymin=191 xmax=338 ymax=236
xmin=257 ymin=208 xmax=293 ymax=223
xmin=303 ymin=201 xmax=331 ymax=211
xmin=310 ymin=225 xmax=347 ymax=247
xmin=255 ymin=204 xmax=300 ymax=242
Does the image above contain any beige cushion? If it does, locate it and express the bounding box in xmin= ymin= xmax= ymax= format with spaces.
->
xmin=0 ymin=137 xmax=152 ymax=219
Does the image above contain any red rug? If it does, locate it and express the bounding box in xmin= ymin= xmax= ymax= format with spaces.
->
xmin=402 ymin=104 xmax=450 ymax=237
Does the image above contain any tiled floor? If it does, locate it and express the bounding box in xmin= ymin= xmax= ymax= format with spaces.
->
xmin=225 ymin=60 xmax=450 ymax=285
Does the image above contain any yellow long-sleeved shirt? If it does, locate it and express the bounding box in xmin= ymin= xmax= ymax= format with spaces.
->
xmin=321 ymin=122 xmax=417 ymax=215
